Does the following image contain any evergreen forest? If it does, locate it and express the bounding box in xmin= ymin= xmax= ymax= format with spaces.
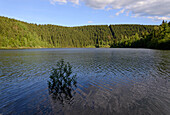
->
xmin=0 ymin=16 xmax=169 ymax=49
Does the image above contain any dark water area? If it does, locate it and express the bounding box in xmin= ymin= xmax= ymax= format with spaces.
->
xmin=0 ymin=48 xmax=170 ymax=115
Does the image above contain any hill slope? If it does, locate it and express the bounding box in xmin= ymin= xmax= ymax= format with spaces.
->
xmin=0 ymin=16 xmax=169 ymax=49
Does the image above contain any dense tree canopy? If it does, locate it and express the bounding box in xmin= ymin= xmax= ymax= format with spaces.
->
xmin=110 ymin=21 xmax=170 ymax=49
xmin=0 ymin=16 xmax=169 ymax=49
xmin=0 ymin=16 xmax=113 ymax=48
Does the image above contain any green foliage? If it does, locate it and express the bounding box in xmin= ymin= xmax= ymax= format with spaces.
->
xmin=0 ymin=16 xmax=169 ymax=49
xmin=0 ymin=16 xmax=50 ymax=48
xmin=110 ymin=21 xmax=170 ymax=49
xmin=109 ymin=24 xmax=154 ymax=39
xmin=48 ymin=59 xmax=77 ymax=104
xmin=0 ymin=16 xmax=115 ymax=48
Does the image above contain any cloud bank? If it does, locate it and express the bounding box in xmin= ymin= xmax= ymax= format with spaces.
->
xmin=49 ymin=0 xmax=170 ymax=20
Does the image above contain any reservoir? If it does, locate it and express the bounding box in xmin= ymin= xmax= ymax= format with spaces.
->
xmin=0 ymin=48 xmax=170 ymax=114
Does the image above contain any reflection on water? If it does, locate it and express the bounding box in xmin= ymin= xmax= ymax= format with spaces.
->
xmin=48 ymin=59 xmax=77 ymax=105
xmin=0 ymin=48 xmax=170 ymax=115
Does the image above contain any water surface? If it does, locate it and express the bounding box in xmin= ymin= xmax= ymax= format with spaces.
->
xmin=0 ymin=48 xmax=170 ymax=115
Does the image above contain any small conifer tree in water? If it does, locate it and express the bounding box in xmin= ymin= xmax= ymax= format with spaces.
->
xmin=48 ymin=59 xmax=77 ymax=104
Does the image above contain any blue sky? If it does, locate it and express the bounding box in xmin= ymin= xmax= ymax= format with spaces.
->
xmin=0 ymin=0 xmax=169 ymax=26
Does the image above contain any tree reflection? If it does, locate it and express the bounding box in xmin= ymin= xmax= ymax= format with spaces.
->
xmin=48 ymin=59 xmax=77 ymax=105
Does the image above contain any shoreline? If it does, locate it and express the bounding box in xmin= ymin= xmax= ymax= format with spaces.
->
xmin=0 ymin=46 xmax=111 ymax=50
xmin=0 ymin=47 xmax=169 ymax=50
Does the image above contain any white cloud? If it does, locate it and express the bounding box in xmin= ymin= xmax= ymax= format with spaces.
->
xmin=116 ymin=9 xmax=125 ymax=16
xmin=49 ymin=0 xmax=67 ymax=5
xmin=49 ymin=0 xmax=79 ymax=5
xmin=49 ymin=0 xmax=170 ymax=20
xmin=106 ymin=7 xmax=112 ymax=11
xmin=70 ymin=0 xmax=79 ymax=4
xmin=88 ymin=21 xmax=93 ymax=23
xmin=148 ymin=16 xmax=170 ymax=21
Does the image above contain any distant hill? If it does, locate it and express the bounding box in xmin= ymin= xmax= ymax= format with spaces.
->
xmin=0 ymin=16 xmax=169 ymax=49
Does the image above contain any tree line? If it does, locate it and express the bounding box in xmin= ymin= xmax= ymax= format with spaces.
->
xmin=110 ymin=21 xmax=170 ymax=49
xmin=0 ymin=16 xmax=169 ymax=49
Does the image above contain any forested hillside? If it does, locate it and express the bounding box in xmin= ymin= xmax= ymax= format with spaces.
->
xmin=0 ymin=16 xmax=169 ymax=49
xmin=0 ymin=16 xmax=113 ymax=48
xmin=110 ymin=21 xmax=170 ymax=49
xmin=109 ymin=25 xmax=154 ymax=39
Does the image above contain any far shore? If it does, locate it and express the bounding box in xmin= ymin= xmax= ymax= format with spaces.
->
xmin=0 ymin=47 xmax=168 ymax=50
xmin=0 ymin=46 xmax=112 ymax=50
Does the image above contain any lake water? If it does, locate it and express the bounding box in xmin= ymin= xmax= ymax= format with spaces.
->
xmin=0 ymin=48 xmax=170 ymax=115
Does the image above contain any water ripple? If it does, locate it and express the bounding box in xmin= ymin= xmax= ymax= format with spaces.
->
xmin=0 ymin=48 xmax=170 ymax=115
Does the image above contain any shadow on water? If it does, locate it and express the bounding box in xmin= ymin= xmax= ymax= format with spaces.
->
xmin=48 ymin=59 xmax=77 ymax=106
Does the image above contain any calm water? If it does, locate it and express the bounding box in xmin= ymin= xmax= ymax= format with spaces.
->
xmin=0 ymin=48 xmax=170 ymax=115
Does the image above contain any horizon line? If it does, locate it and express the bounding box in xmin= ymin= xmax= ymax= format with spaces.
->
xmin=0 ymin=15 xmax=161 ymax=27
